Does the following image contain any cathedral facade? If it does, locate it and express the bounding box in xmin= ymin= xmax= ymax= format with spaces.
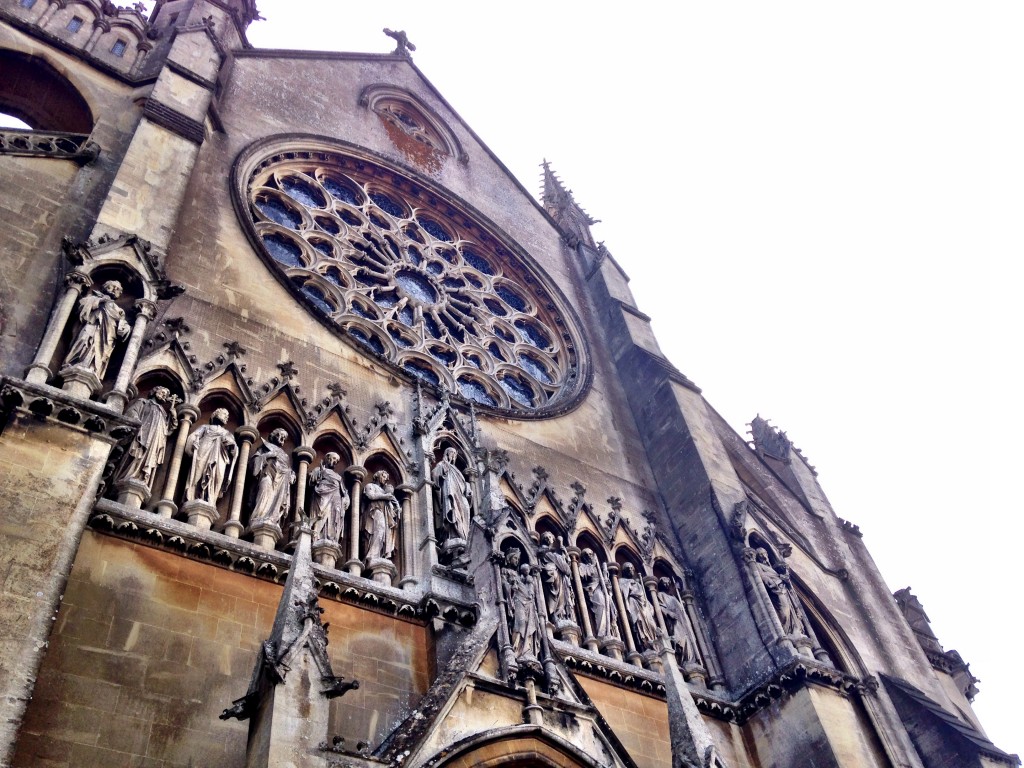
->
xmin=0 ymin=1 xmax=1015 ymax=767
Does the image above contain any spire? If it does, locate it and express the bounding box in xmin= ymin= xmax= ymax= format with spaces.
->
xmin=220 ymin=524 xmax=358 ymax=767
xmin=540 ymin=161 xmax=598 ymax=249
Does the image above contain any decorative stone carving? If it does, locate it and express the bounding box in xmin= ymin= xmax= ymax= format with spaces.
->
xmin=750 ymin=415 xmax=792 ymax=461
xmin=619 ymin=563 xmax=658 ymax=652
xmin=383 ymin=27 xmax=416 ymax=57
xmin=184 ymin=408 xmax=237 ymax=504
xmin=536 ymin=532 xmax=577 ymax=628
xmin=60 ymin=280 xmax=130 ymax=395
xmin=363 ymin=470 xmax=400 ymax=583
xmin=578 ymin=548 xmax=619 ymax=642
xmin=249 ymin=428 xmax=295 ymax=527
xmin=751 ymin=547 xmax=806 ymax=638
xmin=657 ymin=578 xmax=699 ymax=665
xmin=114 ymin=386 xmax=178 ymax=507
xmin=431 ymin=447 xmax=472 ymax=563
xmin=310 ymin=452 xmax=348 ymax=555
xmin=499 ymin=549 xmax=541 ymax=669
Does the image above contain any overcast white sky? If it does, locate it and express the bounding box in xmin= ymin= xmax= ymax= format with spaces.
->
xmin=243 ymin=0 xmax=1022 ymax=754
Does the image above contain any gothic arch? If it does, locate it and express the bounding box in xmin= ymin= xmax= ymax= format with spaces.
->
xmin=430 ymin=726 xmax=602 ymax=768
xmin=0 ymin=48 xmax=93 ymax=132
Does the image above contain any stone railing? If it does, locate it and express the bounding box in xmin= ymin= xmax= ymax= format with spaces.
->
xmin=0 ymin=129 xmax=99 ymax=163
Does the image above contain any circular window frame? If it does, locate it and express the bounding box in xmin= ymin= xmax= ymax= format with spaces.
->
xmin=232 ymin=135 xmax=592 ymax=420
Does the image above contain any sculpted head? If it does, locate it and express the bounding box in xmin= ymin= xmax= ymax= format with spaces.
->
xmin=755 ymin=547 xmax=771 ymax=565
xmin=621 ymin=562 xmax=636 ymax=579
xmin=323 ymin=451 xmax=340 ymax=468
xmin=268 ymin=428 xmax=288 ymax=446
xmin=519 ymin=563 xmax=532 ymax=579
xmin=540 ymin=531 xmax=555 ymax=547
xmin=101 ymin=279 xmax=123 ymax=299
xmin=210 ymin=407 xmax=230 ymax=425
xmin=443 ymin=446 xmax=457 ymax=463
xmin=373 ymin=469 xmax=390 ymax=485
xmin=150 ymin=386 xmax=170 ymax=403
xmin=658 ymin=576 xmax=673 ymax=592
xmin=505 ymin=547 xmax=521 ymax=568
xmin=581 ymin=547 xmax=596 ymax=564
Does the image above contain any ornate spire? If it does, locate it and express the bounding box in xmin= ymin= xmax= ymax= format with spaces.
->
xmin=540 ymin=161 xmax=598 ymax=249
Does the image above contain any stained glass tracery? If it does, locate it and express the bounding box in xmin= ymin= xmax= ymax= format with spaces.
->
xmin=243 ymin=150 xmax=586 ymax=416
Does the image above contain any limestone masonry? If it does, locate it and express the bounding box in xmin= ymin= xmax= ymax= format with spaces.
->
xmin=0 ymin=1 xmax=1016 ymax=766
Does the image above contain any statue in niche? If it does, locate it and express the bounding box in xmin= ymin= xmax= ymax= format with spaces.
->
xmin=431 ymin=447 xmax=473 ymax=543
xmin=537 ymin=532 xmax=576 ymax=625
xmin=502 ymin=555 xmax=541 ymax=663
xmin=752 ymin=547 xmax=805 ymax=636
xmin=363 ymin=470 xmax=400 ymax=562
xmin=249 ymin=428 xmax=295 ymax=527
xmin=184 ymin=408 xmax=237 ymax=504
xmin=619 ymin=563 xmax=659 ymax=651
xmin=309 ymin=452 xmax=349 ymax=543
xmin=115 ymin=387 xmax=178 ymax=491
xmin=579 ymin=548 xmax=615 ymax=638
xmin=656 ymin=578 xmax=699 ymax=664
xmin=62 ymin=279 xmax=130 ymax=379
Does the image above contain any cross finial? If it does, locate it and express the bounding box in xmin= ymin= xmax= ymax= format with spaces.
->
xmin=383 ymin=28 xmax=416 ymax=58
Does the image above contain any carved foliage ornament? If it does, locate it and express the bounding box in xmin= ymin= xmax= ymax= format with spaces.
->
xmin=235 ymin=140 xmax=590 ymax=419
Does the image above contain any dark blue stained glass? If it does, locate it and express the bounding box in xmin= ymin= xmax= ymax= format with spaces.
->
xmin=389 ymin=327 xmax=413 ymax=347
xmin=281 ymin=177 xmax=326 ymax=208
xmin=465 ymin=273 xmax=484 ymax=289
xmin=488 ymin=342 xmax=506 ymax=362
xmin=322 ymin=178 xmax=361 ymax=205
xmin=404 ymin=226 xmax=424 ymax=244
xmin=312 ymin=239 xmax=334 ymax=256
xmin=256 ymin=197 xmax=302 ymax=229
xmin=350 ymin=328 xmax=385 ymax=355
xmin=340 ymin=209 xmax=362 ymax=227
xmin=465 ymin=354 xmax=481 ymax=369
xmin=406 ymin=247 xmax=423 ymax=265
xmin=398 ymin=305 xmax=414 ymax=326
xmin=315 ymin=216 xmax=340 ymax=235
xmin=515 ymin=319 xmax=550 ymax=349
xmin=424 ymin=315 xmax=443 ymax=339
xmin=426 ymin=261 xmax=444 ymax=276
xmin=462 ymin=248 xmax=493 ymax=275
xmin=370 ymin=192 xmax=404 ymax=217
xmin=459 ymin=377 xmax=497 ymax=406
xmin=442 ymin=276 xmax=464 ymax=289
xmin=396 ymin=270 xmax=437 ymax=304
xmin=438 ymin=248 xmax=457 ymax=264
xmin=350 ymin=302 xmax=375 ymax=319
xmin=369 ymin=212 xmax=391 ymax=230
xmin=484 ymin=299 xmax=507 ymax=317
xmin=302 ymin=283 xmax=333 ymax=314
xmin=322 ymin=267 xmax=347 ymax=288
xmin=420 ymin=219 xmax=452 ymax=242
xmin=500 ymin=375 xmax=534 ymax=407
xmin=385 ymin=236 xmax=402 ymax=259
xmin=263 ymin=235 xmax=303 ymax=267
xmin=375 ymin=291 xmax=398 ymax=308
xmin=496 ymin=285 xmax=527 ymax=312
xmin=429 ymin=346 xmax=457 ymax=366
xmin=494 ymin=324 xmax=515 ymax=343
xmin=518 ymin=353 xmax=553 ymax=384
xmin=404 ymin=361 xmax=440 ymax=385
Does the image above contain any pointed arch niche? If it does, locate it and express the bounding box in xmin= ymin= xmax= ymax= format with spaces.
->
xmin=359 ymin=84 xmax=468 ymax=167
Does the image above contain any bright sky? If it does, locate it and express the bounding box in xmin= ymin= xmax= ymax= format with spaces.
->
xmin=242 ymin=0 xmax=1023 ymax=754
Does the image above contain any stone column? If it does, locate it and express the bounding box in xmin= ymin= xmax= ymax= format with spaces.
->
xmin=343 ymin=466 xmax=366 ymax=576
xmin=36 ymin=0 xmax=61 ymax=28
xmin=681 ymin=585 xmax=724 ymax=691
xmin=643 ymin=576 xmax=665 ymax=673
xmin=222 ymin=426 xmax=258 ymax=538
xmin=292 ymin=446 xmax=315 ymax=523
xmin=396 ymin=484 xmax=416 ymax=589
xmin=106 ymin=299 xmax=156 ymax=412
xmin=25 ymin=270 xmax=91 ymax=385
xmin=569 ymin=548 xmax=599 ymax=653
xmin=154 ymin=404 xmax=199 ymax=518
xmin=609 ymin=565 xmax=641 ymax=665
xmin=84 ymin=19 xmax=107 ymax=53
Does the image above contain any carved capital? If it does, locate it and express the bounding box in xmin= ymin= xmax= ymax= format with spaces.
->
xmin=234 ymin=425 xmax=260 ymax=443
xmin=64 ymin=270 xmax=92 ymax=292
xmin=345 ymin=465 xmax=368 ymax=481
xmin=176 ymin=403 xmax=201 ymax=423
xmin=294 ymin=445 xmax=316 ymax=464
xmin=395 ymin=483 xmax=415 ymax=501
xmin=134 ymin=299 xmax=157 ymax=320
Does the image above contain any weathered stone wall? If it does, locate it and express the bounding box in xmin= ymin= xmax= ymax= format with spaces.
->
xmin=12 ymin=532 xmax=430 ymax=767
xmin=578 ymin=676 xmax=672 ymax=768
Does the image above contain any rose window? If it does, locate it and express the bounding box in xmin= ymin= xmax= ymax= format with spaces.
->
xmin=238 ymin=144 xmax=589 ymax=417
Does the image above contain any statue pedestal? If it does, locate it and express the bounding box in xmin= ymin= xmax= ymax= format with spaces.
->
xmin=116 ymin=477 xmax=151 ymax=510
xmin=600 ymin=637 xmax=625 ymax=661
xmin=59 ymin=366 xmax=100 ymax=400
xmin=554 ymin=619 xmax=581 ymax=647
xmin=181 ymin=499 xmax=218 ymax=530
xmin=682 ymin=662 xmax=708 ymax=688
xmin=642 ymin=649 xmax=663 ymax=674
xmin=221 ymin=519 xmax=244 ymax=539
xmin=365 ymin=557 xmax=397 ymax=587
xmin=248 ymin=521 xmax=282 ymax=551
xmin=441 ymin=537 xmax=468 ymax=568
xmin=312 ymin=540 xmax=343 ymax=570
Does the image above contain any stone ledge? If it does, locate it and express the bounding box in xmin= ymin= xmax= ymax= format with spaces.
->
xmin=0 ymin=376 xmax=139 ymax=443
xmin=89 ymin=498 xmax=478 ymax=627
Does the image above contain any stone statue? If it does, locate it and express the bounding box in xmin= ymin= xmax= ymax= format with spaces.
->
xmin=619 ymin=563 xmax=658 ymax=651
xmin=383 ymin=27 xmax=416 ymax=56
xmin=62 ymin=279 xmax=130 ymax=379
xmin=249 ymin=428 xmax=295 ymax=527
xmin=579 ymin=548 xmax=614 ymax=638
xmin=184 ymin=408 xmax=237 ymax=503
xmin=537 ymin=532 xmax=576 ymax=625
xmin=115 ymin=387 xmax=178 ymax=491
xmin=752 ymin=547 xmax=804 ymax=636
xmin=431 ymin=447 xmax=472 ymax=542
xmin=508 ymin=563 xmax=541 ymax=662
xmin=657 ymin=577 xmax=699 ymax=664
xmin=310 ymin=452 xmax=348 ymax=543
xmin=363 ymin=470 xmax=400 ymax=562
